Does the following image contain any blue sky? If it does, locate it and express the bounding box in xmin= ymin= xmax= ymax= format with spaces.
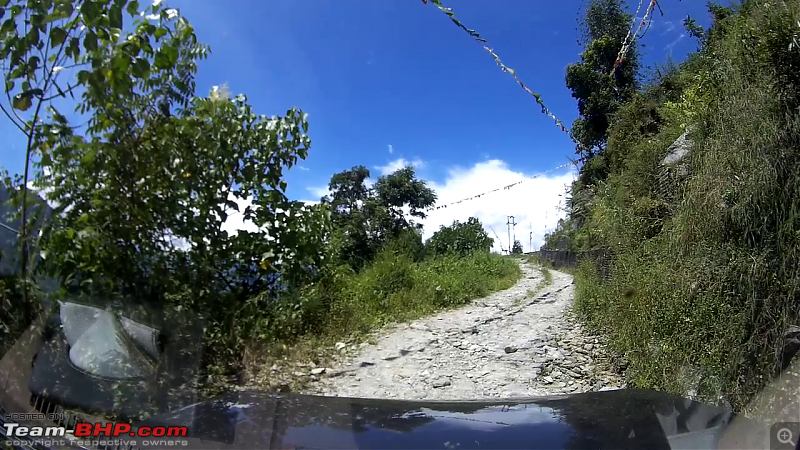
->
xmin=0 ymin=0 xmax=712 ymax=251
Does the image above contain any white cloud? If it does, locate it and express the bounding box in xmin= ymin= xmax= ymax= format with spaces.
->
xmin=375 ymin=157 xmax=425 ymax=176
xmin=306 ymin=185 xmax=331 ymax=200
xmin=388 ymin=144 xmax=394 ymax=154
xmin=297 ymin=165 xmax=310 ymax=171
xmin=665 ymin=33 xmax=686 ymax=53
xmin=420 ymin=159 xmax=575 ymax=254
xmin=220 ymin=193 xmax=260 ymax=235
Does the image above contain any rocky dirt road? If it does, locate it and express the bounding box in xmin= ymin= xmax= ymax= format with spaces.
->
xmin=303 ymin=260 xmax=625 ymax=400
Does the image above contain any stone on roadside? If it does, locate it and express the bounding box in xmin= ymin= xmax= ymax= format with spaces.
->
xmin=504 ymin=345 xmax=518 ymax=354
xmin=335 ymin=342 xmax=347 ymax=351
xmin=310 ymin=367 xmax=326 ymax=375
xmin=432 ymin=379 xmax=451 ymax=388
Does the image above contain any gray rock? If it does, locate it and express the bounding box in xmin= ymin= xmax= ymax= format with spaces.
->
xmin=432 ymin=379 xmax=452 ymax=388
xmin=410 ymin=323 xmax=430 ymax=332
xmin=504 ymin=346 xmax=518 ymax=354
xmin=310 ymin=367 xmax=326 ymax=375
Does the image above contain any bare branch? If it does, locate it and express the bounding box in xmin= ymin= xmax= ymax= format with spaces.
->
xmin=0 ymin=102 xmax=26 ymax=133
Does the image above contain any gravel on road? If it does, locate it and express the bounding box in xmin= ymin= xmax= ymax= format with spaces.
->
xmin=302 ymin=260 xmax=625 ymax=400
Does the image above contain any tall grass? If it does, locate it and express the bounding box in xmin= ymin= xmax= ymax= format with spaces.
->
xmin=572 ymin=0 xmax=800 ymax=412
xmin=243 ymin=250 xmax=521 ymax=384
xmin=324 ymin=251 xmax=521 ymax=337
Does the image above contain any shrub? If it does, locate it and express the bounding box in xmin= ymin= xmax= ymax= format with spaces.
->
xmin=426 ymin=217 xmax=493 ymax=257
xmin=382 ymin=228 xmax=425 ymax=262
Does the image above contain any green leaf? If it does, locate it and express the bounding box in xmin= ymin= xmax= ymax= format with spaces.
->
xmin=49 ymin=26 xmax=67 ymax=47
xmin=80 ymin=0 xmax=100 ymax=22
xmin=28 ymin=56 xmax=40 ymax=72
xmin=4 ymin=79 xmax=13 ymax=92
xmin=126 ymin=0 xmax=139 ymax=17
xmin=109 ymin=5 xmax=123 ymax=29
xmin=153 ymin=47 xmax=177 ymax=69
xmin=56 ymin=2 xmax=74 ymax=19
xmin=0 ymin=19 xmax=13 ymax=34
xmin=83 ymin=31 xmax=97 ymax=51
xmin=131 ymin=57 xmax=149 ymax=78
xmin=68 ymin=36 xmax=80 ymax=58
xmin=31 ymin=14 xmax=44 ymax=27
xmin=26 ymin=26 xmax=40 ymax=46
xmin=12 ymin=92 xmax=32 ymax=111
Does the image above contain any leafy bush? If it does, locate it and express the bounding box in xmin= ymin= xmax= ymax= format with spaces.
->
xmin=426 ymin=217 xmax=493 ymax=257
xmin=382 ymin=228 xmax=425 ymax=262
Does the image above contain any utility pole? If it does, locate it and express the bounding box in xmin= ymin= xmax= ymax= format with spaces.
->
xmin=544 ymin=211 xmax=549 ymax=244
xmin=529 ymin=223 xmax=533 ymax=253
xmin=506 ymin=215 xmax=517 ymax=253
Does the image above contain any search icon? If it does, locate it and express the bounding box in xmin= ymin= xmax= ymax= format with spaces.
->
xmin=778 ymin=428 xmax=796 ymax=446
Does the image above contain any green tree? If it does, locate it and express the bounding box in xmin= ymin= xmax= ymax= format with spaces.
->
xmin=566 ymin=0 xmax=640 ymax=161
xmin=373 ymin=166 xmax=437 ymax=236
xmin=323 ymin=165 xmax=436 ymax=270
xmin=0 ymin=0 xmax=210 ymax=355
xmin=426 ymin=217 xmax=493 ymax=257
xmin=323 ymin=165 xmax=374 ymax=270
xmin=511 ymin=240 xmax=523 ymax=254
xmin=0 ymin=0 xmax=195 ymax=311
xmin=0 ymin=0 xmax=332 ymax=377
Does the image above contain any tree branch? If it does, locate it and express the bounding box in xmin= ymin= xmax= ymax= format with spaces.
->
xmin=19 ymin=16 xmax=81 ymax=306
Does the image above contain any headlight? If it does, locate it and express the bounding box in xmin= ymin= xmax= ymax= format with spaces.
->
xmin=59 ymin=301 xmax=161 ymax=380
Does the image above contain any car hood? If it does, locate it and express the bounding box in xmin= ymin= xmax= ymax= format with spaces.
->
xmin=135 ymin=388 xmax=763 ymax=450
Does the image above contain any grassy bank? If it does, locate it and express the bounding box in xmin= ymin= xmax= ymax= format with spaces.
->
xmin=563 ymin=0 xmax=800 ymax=413
xmin=244 ymin=251 xmax=521 ymax=388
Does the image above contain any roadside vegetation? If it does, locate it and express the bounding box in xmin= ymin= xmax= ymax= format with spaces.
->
xmin=539 ymin=266 xmax=553 ymax=287
xmin=0 ymin=0 xmax=519 ymax=396
xmin=550 ymin=0 xmax=800 ymax=413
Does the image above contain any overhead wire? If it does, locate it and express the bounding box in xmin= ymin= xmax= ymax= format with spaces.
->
xmin=419 ymin=0 xmax=664 ymax=212
xmin=422 ymin=0 xmax=570 ymax=134
xmin=424 ymin=162 xmax=575 ymax=212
